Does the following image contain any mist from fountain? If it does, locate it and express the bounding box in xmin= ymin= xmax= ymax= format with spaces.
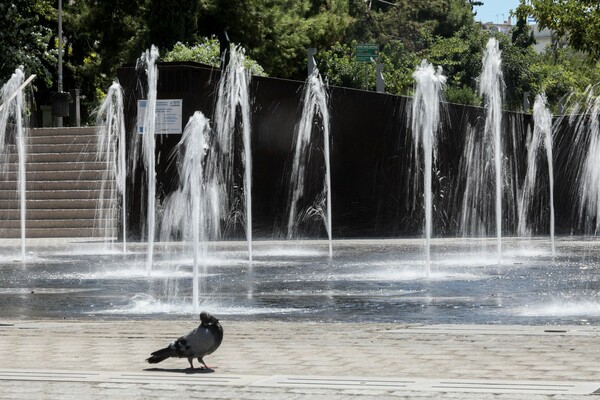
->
xmin=95 ymin=82 xmax=127 ymax=252
xmin=411 ymin=60 xmax=446 ymax=276
xmin=287 ymin=68 xmax=333 ymax=257
xmin=138 ymin=46 xmax=159 ymax=274
xmin=213 ymin=45 xmax=253 ymax=262
xmin=0 ymin=68 xmax=28 ymax=260
xmin=517 ymin=93 xmax=555 ymax=254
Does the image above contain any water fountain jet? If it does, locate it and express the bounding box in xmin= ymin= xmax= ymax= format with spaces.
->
xmin=213 ymin=45 xmax=253 ymax=262
xmin=411 ymin=60 xmax=446 ymax=276
xmin=95 ymin=81 xmax=127 ymax=252
xmin=138 ymin=46 xmax=159 ymax=275
xmin=517 ymin=93 xmax=555 ymax=254
xmin=0 ymin=68 xmax=32 ymax=261
xmin=287 ymin=68 xmax=333 ymax=258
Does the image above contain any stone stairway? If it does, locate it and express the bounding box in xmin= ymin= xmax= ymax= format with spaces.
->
xmin=0 ymin=127 xmax=117 ymax=238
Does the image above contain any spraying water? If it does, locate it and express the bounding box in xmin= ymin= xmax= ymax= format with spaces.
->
xmin=213 ymin=45 xmax=253 ymax=262
xmin=0 ymin=68 xmax=28 ymax=261
xmin=479 ymin=38 xmax=504 ymax=262
xmin=287 ymin=68 xmax=333 ymax=258
xmin=160 ymin=112 xmax=212 ymax=313
xmin=411 ymin=60 xmax=446 ymax=276
xmin=138 ymin=46 xmax=159 ymax=274
xmin=518 ymin=94 xmax=555 ymax=254
xmin=95 ymin=82 xmax=127 ymax=252
xmin=573 ymin=87 xmax=600 ymax=234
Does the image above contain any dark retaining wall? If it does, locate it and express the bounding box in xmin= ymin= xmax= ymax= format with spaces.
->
xmin=117 ymin=62 xmax=583 ymax=240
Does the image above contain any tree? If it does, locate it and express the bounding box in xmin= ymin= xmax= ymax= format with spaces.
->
xmin=196 ymin=0 xmax=351 ymax=80
xmin=0 ymin=0 xmax=56 ymax=88
xmin=162 ymin=39 xmax=267 ymax=76
xmin=516 ymin=0 xmax=600 ymax=58
xmin=146 ymin=0 xmax=202 ymax=51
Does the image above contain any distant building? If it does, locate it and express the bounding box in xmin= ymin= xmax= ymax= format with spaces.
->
xmin=481 ymin=20 xmax=513 ymax=35
xmin=481 ymin=20 xmax=555 ymax=54
xmin=531 ymin=25 xmax=553 ymax=53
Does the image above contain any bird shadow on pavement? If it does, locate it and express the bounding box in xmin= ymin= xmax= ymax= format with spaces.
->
xmin=144 ymin=367 xmax=215 ymax=374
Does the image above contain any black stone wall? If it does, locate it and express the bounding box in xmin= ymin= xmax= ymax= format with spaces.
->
xmin=118 ymin=62 xmax=584 ymax=240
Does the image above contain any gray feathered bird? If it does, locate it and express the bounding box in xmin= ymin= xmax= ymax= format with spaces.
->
xmin=146 ymin=312 xmax=223 ymax=369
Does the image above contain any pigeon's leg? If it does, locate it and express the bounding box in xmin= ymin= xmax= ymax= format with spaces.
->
xmin=187 ymin=357 xmax=195 ymax=369
xmin=197 ymin=357 xmax=214 ymax=369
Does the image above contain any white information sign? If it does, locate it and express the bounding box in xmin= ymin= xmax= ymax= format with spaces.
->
xmin=137 ymin=99 xmax=183 ymax=134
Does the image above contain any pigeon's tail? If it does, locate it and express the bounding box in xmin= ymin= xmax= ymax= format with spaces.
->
xmin=146 ymin=347 xmax=176 ymax=364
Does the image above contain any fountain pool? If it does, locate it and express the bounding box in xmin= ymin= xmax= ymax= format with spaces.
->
xmin=0 ymin=237 xmax=598 ymax=325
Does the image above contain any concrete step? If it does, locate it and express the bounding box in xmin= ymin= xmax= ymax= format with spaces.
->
xmin=0 ymin=218 xmax=114 ymax=229
xmin=7 ymin=143 xmax=99 ymax=153
xmin=8 ymin=152 xmax=108 ymax=163
xmin=3 ymin=170 xmax=106 ymax=181
xmin=0 ymin=199 xmax=114 ymax=210
xmin=0 ymin=227 xmax=115 ymax=238
xmin=0 ymin=208 xmax=109 ymax=219
xmin=0 ymin=180 xmax=111 ymax=190
xmin=29 ymin=127 xmax=97 ymax=137
xmin=28 ymin=135 xmax=97 ymax=145
xmin=0 ymin=189 xmax=107 ymax=200
xmin=2 ymin=162 xmax=111 ymax=172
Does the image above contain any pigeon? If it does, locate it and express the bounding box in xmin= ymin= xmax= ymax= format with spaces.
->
xmin=146 ymin=311 xmax=223 ymax=369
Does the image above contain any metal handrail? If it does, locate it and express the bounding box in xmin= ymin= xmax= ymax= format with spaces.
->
xmin=0 ymin=74 xmax=36 ymax=113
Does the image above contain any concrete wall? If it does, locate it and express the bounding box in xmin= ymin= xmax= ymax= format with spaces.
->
xmin=118 ymin=62 xmax=580 ymax=241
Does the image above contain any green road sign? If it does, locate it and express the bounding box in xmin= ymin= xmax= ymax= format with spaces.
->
xmin=356 ymin=44 xmax=379 ymax=62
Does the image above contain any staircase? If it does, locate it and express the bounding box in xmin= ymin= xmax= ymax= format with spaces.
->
xmin=0 ymin=127 xmax=117 ymax=238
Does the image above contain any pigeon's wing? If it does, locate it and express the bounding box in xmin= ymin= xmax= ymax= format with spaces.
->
xmin=204 ymin=323 xmax=223 ymax=356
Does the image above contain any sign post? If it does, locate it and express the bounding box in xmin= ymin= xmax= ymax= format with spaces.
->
xmin=355 ymin=44 xmax=379 ymax=90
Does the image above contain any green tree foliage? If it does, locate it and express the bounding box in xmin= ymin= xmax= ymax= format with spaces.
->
xmin=162 ymin=39 xmax=267 ymax=76
xmin=196 ymin=0 xmax=351 ymax=79
xmin=531 ymin=47 xmax=600 ymax=110
xmin=8 ymin=0 xmax=600 ymax=119
xmin=0 ymin=0 xmax=56 ymax=88
xmin=424 ymin=25 xmax=487 ymax=104
xmin=516 ymin=0 xmax=600 ymax=58
xmin=146 ymin=0 xmax=202 ymax=51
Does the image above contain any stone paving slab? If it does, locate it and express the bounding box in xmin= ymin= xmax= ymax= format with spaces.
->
xmin=0 ymin=368 xmax=597 ymax=396
xmin=0 ymin=320 xmax=599 ymax=398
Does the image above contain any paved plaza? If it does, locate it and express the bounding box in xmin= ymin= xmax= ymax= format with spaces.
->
xmin=0 ymin=319 xmax=598 ymax=399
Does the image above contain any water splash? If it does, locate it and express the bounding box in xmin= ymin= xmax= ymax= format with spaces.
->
xmin=287 ymin=68 xmax=333 ymax=258
xmin=138 ymin=46 xmax=159 ymax=275
xmin=0 ymin=68 xmax=28 ymax=261
xmin=213 ymin=45 xmax=253 ymax=262
xmin=575 ymin=88 xmax=600 ymax=234
xmin=161 ymin=112 xmax=213 ymax=313
xmin=95 ymin=81 xmax=127 ymax=252
xmin=518 ymin=94 xmax=555 ymax=254
xmin=411 ymin=60 xmax=446 ymax=277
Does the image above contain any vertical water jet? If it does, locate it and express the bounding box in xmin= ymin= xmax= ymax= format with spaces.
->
xmin=138 ymin=46 xmax=159 ymax=274
xmin=213 ymin=45 xmax=253 ymax=262
xmin=518 ymin=94 xmax=554 ymax=254
xmin=411 ymin=60 xmax=446 ymax=276
xmin=0 ymin=68 xmax=29 ymax=261
xmin=95 ymin=82 xmax=127 ymax=252
xmin=287 ymin=68 xmax=333 ymax=257
xmin=479 ymin=38 xmax=504 ymax=261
